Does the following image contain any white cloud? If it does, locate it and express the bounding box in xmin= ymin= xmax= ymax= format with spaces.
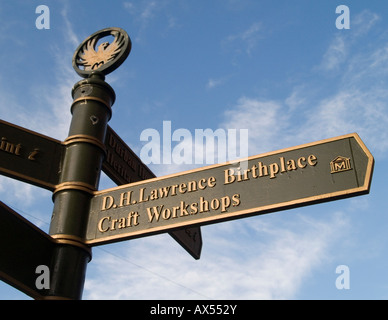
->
xmin=0 ymin=3 xmax=79 ymax=224
xmin=352 ymin=10 xmax=380 ymax=37
xmin=84 ymin=211 xmax=348 ymax=300
xmin=220 ymin=13 xmax=388 ymax=158
xmin=207 ymin=77 xmax=226 ymax=89
xmin=123 ymin=0 xmax=177 ymax=42
xmin=320 ymin=10 xmax=381 ymax=73
xmin=320 ymin=35 xmax=347 ymax=71
xmin=221 ymin=97 xmax=290 ymax=154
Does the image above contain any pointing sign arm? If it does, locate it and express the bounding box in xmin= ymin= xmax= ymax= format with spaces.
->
xmin=88 ymin=133 xmax=374 ymax=246
xmin=102 ymin=125 xmax=202 ymax=259
xmin=0 ymin=201 xmax=55 ymax=299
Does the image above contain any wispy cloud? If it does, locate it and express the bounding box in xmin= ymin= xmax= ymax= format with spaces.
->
xmin=123 ymin=0 xmax=177 ymax=42
xmin=207 ymin=76 xmax=229 ymax=89
xmin=320 ymin=34 xmax=347 ymax=71
xmin=84 ymin=211 xmax=348 ymax=300
xmin=222 ymin=97 xmax=289 ymax=154
xmin=220 ymin=11 xmax=388 ymax=158
xmin=224 ymin=22 xmax=263 ymax=55
xmin=0 ymin=3 xmax=80 ymax=226
xmin=319 ymin=10 xmax=381 ymax=72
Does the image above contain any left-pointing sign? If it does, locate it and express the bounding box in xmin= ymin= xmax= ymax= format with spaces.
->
xmin=0 ymin=120 xmax=64 ymax=190
xmin=0 ymin=201 xmax=56 ymax=299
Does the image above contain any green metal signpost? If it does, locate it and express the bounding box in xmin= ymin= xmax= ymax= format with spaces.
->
xmin=0 ymin=27 xmax=374 ymax=299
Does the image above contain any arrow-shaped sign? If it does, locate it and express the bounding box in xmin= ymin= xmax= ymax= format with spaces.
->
xmin=86 ymin=133 xmax=374 ymax=246
xmin=0 ymin=201 xmax=55 ymax=299
xmin=0 ymin=120 xmax=63 ymax=191
xmin=102 ymin=126 xmax=202 ymax=259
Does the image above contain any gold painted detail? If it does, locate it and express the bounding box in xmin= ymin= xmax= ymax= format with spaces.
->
xmin=53 ymin=181 xmax=96 ymax=196
xmin=330 ymin=156 xmax=352 ymax=173
xmin=224 ymin=155 xmax=318 ymax=183
xmin=0 ymin=136 xmax=40 ymax=161
xmin=51 ymin=235 xmax=92 ymax=260
xmin=94 ymin=155 xmax=318 ymax=235
xmin=64 ymin=134 xmax=106 ymax=154
xmin=71 ymin=96 xmax=112 ymax=111
xmin=76 ymin=30 xmax=126 ymax=72
xmin=104 ymin=127 xmax=154 ymax=183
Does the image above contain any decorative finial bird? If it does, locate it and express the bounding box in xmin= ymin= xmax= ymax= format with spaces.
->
xmin=76 ymin=31 xmax=125 ymax=71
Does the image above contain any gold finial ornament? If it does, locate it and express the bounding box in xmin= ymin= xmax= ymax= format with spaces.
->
xmin=72 ymin=27 xmax=131 ymax=78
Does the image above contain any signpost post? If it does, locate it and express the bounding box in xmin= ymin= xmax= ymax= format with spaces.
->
xmin=0 ymin=27 xmax=374 ymax=299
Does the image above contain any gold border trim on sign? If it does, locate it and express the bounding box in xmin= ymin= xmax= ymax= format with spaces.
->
xmin=85 ymin=133 xmax=374 ymax=246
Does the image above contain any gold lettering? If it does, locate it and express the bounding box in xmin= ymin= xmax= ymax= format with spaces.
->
xmin=280 ymin=157 xmax=287 ymax=172
xmin=208 ymin=176 xmax=216 ymax=188
xmin=187 ymin=180 xmax=197 ymax=192
xmin=150 ymin=189 xmax=158 ymax=200
xmin=232 ymin=194 xmax=241 ymax=206
xmin=127 ymin=211 xmax=139 ymax=226
xmin=162 ymin=207 xmax=171 ymax=219
xmin=251 ymin=164 xmax=259 ymax=178
xmin=0 ymin=137 xmax=23 ymax=157
xmin=98 ymin=216 xmax=110 ymax=232
xmin=287 ymin=159 xmax=297 ymax=171
xmin=139 ymin=187 xmax=149 ymax=202
xmin=220 ymin=196 xmax=231 ymax=212
xmin=110 ymin=218 xmax=118 ymax=230
xmin=179 ymin=183 xmax=187 ymax=193
xmin=170 ymin=184 xmax=179 ymax=196
xmin=235 ymin=167 xmax=251 ymax=182
xmin=199 ymin=197 xmax=209 ymax=212
xmin=28 ymin=148 xmax=39 ymax=160
xmin=101 ymin=196 xmax=114 ymax=210
xmin=269 ymin=163 xmax=279 ymax=179
xmin=308 ymin=154 xmax=318 ymax=166
xmin=158 ymin=186 xmax=171 ymax=198
xmin=180 ymin=201 xmax=190 ymax=216
xmin=147 ymin=206 xmax=161 ymax=222
xmin=198 ymin=178 xmax=207 ymax=190
xmin=117 ymin=217 xmax=126 ymax=229
xmin=98 ymin=212 xmax=139 ymax=233
xmin=258 ymin=162 xmax=268 ymax=177
xmin=190 ymin=202 xmax=198 ymax=214
xmin=172 ymin=206 xmax=180 ymax=218
xmin=211 ymin=198 xmax=220 ymax=210
xmin=297 ymin=156 xmax=307 ymax=168
xmin=14 ymin=144 xmax=22 ymax=156
xmin=119 ymin=191 xmax=132 ymax=207
xmin=224 ymin=168 xmax=235 ymax=185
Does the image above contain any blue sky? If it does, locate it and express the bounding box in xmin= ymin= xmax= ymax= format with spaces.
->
xmin=1 ymin=0 xmax=388 ymax=300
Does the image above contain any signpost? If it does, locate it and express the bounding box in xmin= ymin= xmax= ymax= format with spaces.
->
xmin=0 ymin=27 xmax=375 ymax=299
xmin=86 ymin=133 xmax=373 ymax=245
